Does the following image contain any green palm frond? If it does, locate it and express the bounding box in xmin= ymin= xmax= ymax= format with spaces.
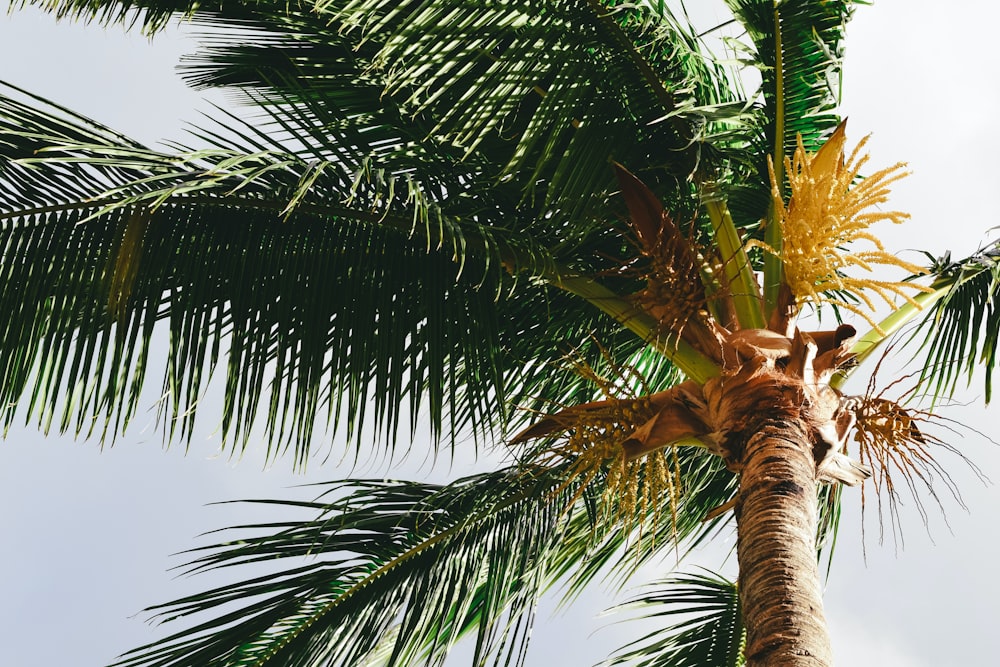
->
xmin=725 ymin=0 xmax=857 ymax=189
xmin=113 ymin=471 xmax=575 ymax=667
xmin=112 ymin=445 xmax=735 ymax=667
xmin=21 ymin=0 xmax=754 ymax=222
xmin=603 ymin=570 xmax=744 ymax=667
xmin=10 ymin=1 xmax=857 ymax=458
xmin=816 ymin=483 xmax=842 ymax=576
xmin=316 ymin=0 xmax=737 ymax=211
xmin=3 ymin=79 xmax=703 ymax=457
xmin=910 ymin=240 xmax=1000 ymax=403
xmin=3 ymin=0 xmax=755 ymax=459
xmin=833 ymin=239 xmax=1000 ymax=404
xmin=1 ymin=84 xmax=513 ymax=455
xmin=12 ymin=0 xmax=211 ymax=33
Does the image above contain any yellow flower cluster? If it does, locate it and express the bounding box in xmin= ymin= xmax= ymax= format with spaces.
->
xmin=539 ymin=397 xmax=677 ymax=534
xmin=526 ymin=350 xmax=682 ymax=536
xmin=766 ymin=123 xmax=928 ymax=328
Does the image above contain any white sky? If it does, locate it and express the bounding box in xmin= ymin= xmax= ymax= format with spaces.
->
xmin=1 ymin=2 xmax=998 ymax=666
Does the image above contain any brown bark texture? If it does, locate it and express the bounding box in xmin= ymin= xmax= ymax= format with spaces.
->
xmin=702 ymin=355 xmax=834 ymax=666
xmin=731 ymin=392 xmax=833 ymax=666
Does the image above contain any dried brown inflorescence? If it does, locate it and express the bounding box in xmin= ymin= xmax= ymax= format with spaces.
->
xmin=613 ymin=164 xmax=730 ymax=363
xmin=849 ymin=360 xmax=975 ymax=542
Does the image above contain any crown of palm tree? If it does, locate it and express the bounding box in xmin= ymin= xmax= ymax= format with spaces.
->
xmin=1 ymin=1 xmax=998 ymax=665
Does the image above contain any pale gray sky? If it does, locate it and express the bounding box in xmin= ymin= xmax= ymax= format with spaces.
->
xmin=1 ymin=3 xmax=998 ymax=666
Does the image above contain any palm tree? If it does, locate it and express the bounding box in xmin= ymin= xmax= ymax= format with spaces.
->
xmin=1 ymin=0 xmax=997 ymax=665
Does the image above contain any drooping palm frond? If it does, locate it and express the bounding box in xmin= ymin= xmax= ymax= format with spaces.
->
xmin=1 ymin=3 xmax=872 ymax=458
xmin=0 ymin=83 xmax=507 ymax=455
xmin=834 ymin=238 xmax=1000 ymax=405
xmin=603 ymin=570 xmax=744 ymax=667
xmin=113 ymin=471 xmax=574 ymax=667
xmin=1 ymin=0 xmax=760 ymax=458
xmin=112 ymin=442 xmax=736 ymax=667
xmin=0 ymin=77 xmax=705 ymax=459
xmin=910 ymin=240 xmax=1000 ymax=403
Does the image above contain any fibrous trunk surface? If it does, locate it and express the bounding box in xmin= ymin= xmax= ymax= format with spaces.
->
xmin=728 ymin=377 xmax=833 ymax=666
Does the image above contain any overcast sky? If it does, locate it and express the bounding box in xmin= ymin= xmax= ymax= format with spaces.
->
xmin=1 ymin=2 xmax=998 ymax=666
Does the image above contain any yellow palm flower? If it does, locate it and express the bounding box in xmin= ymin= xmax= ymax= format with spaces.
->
xmin=764 ymin=122 xmax=929 ymax=329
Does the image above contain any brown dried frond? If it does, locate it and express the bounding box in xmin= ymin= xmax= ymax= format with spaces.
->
xmin=634 ymin=212 xmax=709 ymax=334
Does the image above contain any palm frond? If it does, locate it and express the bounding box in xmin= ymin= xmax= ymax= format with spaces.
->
xmin=5 ymin=77 xmax=722 ymax=458
xmin=264 ymin=0 xmax=743 ymax=220
xmin=113 ymin=470 xmax=576 ymax=667
xmin=816 ymin=483 xmax=842 ymax=577
xmin=725 ymin=0 xmax=857 ymax=186
xmin=910 ymin=240 xmax=1000 ymax=403
xmin=13 ymin=0 xmax=215 ymax=34
xmin=603 ymin=570 xmax=744 ymax=667
xmin=2 ymin=0 xmax=759 ymax=457
xmin=0 ymin=82 xmax=522 ymax=456
xmin=23 ymin=0 xmax=753 ymax=226
xmin=112 ymin=442 xmax=736 ymax=667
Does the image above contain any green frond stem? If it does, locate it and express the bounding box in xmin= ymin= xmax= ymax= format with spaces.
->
xmin=704 ymin=197 xmax=765 ymax=330
xmin=762 ymin=4 xmax=787 ymax=318
xmin=830 ymin=286 xmax=948 ymax=391
xmin=761 ymin=204 xmax=784 ymax=320
xmin=770 ymin=3 xmax=786 ymax=185
xmin=550 ymin=273 xmax=719 ymax=384
xmin=585 ymin=0 xmax=677 ymax=113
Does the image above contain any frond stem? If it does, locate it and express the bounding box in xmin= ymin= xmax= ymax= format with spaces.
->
xmin=763 ymin=2 xmax=786 ymax=317
xmin=831 ymin=286 xmax=949 ymax=391
xmin=585 ymin=0 xmax=678 ymax=113
xmin=550 ymin=272 xmax=720 ymax=383
xmin=704 ymin=196 xmax=765 ymax=330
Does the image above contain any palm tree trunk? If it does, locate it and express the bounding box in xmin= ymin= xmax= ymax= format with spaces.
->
xmin=735 ymin=418 xmax=833 ymax=667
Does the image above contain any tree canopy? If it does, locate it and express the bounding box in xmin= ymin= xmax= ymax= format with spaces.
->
xmin=1 ymin=1 xmax=998 ymax=665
